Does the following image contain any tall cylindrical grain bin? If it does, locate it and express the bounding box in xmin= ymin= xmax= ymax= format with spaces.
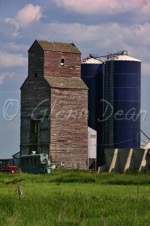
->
xmin=81 ymin=57 xmax=103 ymax=129
xmin=104 ymin=51 xmax=141 ymax=148
xmin=81 ymin=57 xmax=104 ymax=166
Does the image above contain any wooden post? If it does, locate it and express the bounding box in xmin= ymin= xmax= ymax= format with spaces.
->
xmin=18 ymin=185 xmax=23 ymax=200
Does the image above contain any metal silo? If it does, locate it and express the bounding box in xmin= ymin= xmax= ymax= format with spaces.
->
xmin=81 ymin=56 xmax=103 ymax=129
xmin=104 ymin=51 xmax=141 ymax=148
xmin=81 ymin=56 xmax=104 ymax=166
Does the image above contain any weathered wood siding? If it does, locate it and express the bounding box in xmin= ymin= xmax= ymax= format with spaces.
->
xmin=44 ymin=51 xmax=81 ymax=78
xmin=20 ymin=77 xmax=51 ymax=156
xmin=50 ymin=88 xmax=88 ymax=169
xmin=28 ymin=42 xmax=81 ymax=79
xmin=28 ymin=42 xmax=44 ymax=77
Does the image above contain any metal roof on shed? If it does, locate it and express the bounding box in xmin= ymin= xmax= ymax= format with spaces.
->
xmin=44 ymin=76 xmax=88 ymax=89
xmin=35 ymin=40 xmax=81 ymax=54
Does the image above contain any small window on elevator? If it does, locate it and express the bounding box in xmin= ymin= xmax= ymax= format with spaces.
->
xmin=61 ymin=58 xmax=64 ymax=66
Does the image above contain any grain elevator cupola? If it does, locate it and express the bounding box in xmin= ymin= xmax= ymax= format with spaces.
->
xmin=20 ymin=40 xmax=88 ymax=169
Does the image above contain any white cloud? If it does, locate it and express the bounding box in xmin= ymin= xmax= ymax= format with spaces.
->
xmin=54 ymin=0 xmax=148 ymax=15
xmin=0 ymin=51 xmax=27 ymax=68
xmin=0 ymin=72 xmax=17 ymax=84
xmin=0 ymin=73 xmax=6 ymax=85
xmin=43 ymin=21 xmax=150 ymax=48
xmin=37 ymin=21 xmax=150 ymax=77
xmin=141 ymin=62 xmax=150 ymax=77
xmin=0 ymin=2 xmax=149 ymax=78
xmin=0 ymin=42 xmax=28 ymax=54
xmin=8 ymin=42 xmax=28 ymax=53
xmin=5 ymin=4 xmax=42 ymax=29
xmin=142 ymin=1 xmax=150 ymax=14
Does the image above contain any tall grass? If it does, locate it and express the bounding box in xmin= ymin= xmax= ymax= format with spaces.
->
xmin=0 ymin=170 xmax=150 ymax=226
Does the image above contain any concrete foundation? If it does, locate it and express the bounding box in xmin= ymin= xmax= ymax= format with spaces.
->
xmin=103 ymin=148 xmax=150 ymax=172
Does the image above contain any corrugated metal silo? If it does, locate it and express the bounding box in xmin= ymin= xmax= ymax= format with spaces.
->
xmin=81 ymin=57 xmax=103 ymax=129
xmin=104 ymin=51 xmax=141 ymax=148
xmin=81 ymin=57 xmax=104 ymax=166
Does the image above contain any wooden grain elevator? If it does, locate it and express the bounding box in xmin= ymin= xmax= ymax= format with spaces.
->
xmin=20 ymin=40 xmax=88 ymax=169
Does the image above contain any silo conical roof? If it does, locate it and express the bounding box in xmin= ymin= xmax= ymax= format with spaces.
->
xmin=82 ymin=58 xmax=102 ymax=64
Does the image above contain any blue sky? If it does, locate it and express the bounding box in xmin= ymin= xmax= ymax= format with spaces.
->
xmin=0 ymin=0 xmax=150 ymax=158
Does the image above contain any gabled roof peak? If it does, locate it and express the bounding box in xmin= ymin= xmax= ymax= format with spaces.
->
xmin=29 ymin=40 xmax=81 ymax=54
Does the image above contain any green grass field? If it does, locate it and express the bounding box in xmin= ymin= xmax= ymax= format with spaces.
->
xmin=0 ymin=170 xmax=150 ymax=226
